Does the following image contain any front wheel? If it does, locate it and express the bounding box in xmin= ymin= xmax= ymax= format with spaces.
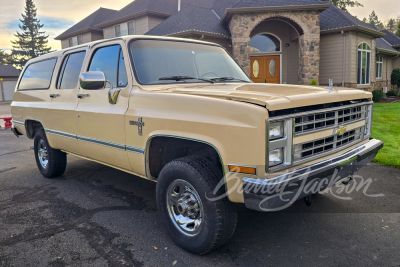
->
xmin=34 ymin=130 xmax=67 ymax=178
xmin=156 ymin=156 xmax=237 ymax=254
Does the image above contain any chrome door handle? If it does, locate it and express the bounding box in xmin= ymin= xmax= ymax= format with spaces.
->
xmin=77 ymin=94 xmax=90 ymax=99
xmin=50 ymin=94 xmax=60 ymax=98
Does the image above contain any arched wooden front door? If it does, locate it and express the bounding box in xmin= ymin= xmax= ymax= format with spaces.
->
xmin=250 ymin=55 xmax=280 ymax=84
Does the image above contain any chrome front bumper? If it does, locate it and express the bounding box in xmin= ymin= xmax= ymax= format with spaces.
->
xmin=242 ymin=138 xmax=383 ymax=212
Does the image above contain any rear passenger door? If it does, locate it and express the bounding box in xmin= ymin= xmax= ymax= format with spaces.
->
xmin=75 ymin=41 xmax=132 ymax=170
xmin=47 ymin=48 xmax=87 ymax=155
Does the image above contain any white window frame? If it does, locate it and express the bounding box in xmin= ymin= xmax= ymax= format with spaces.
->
xmin=376 ymin=55 xmax=383 ymax=79
xmin=357 ymin=43 xmax=372 ymax=86
xmin=77 ymin=35 xmax=82 ymax=45
xmin=115 ymin=25 xmax=121 ymax=37
xmin=128 ymin=21 xmax=134 ymax=35
xmin=68 ymin=38 xmax=73 ymax=47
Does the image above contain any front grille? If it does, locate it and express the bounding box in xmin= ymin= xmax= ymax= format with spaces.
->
xmin=294 ymin=105 xmax=365 ymax=135
xmin=294 ymin=127 xmax=363 ymax=161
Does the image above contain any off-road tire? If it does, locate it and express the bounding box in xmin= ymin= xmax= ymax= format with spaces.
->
xmin=34 ymin=130 xmax=67 ymax=178
xmin=156 ymin=156 xmax=237 ymax=254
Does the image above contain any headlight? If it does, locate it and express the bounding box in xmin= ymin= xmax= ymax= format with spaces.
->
xmin=269 ymin=121 xmax=284 ymax=140
xmin=269 ymin=148 xmax=284 ymax=167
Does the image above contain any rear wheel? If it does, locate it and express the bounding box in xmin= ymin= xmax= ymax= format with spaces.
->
xmin=34 ymin=130 xmax=67 ymax=178
xmin=156 ymin=156 xmax=237 ymax=254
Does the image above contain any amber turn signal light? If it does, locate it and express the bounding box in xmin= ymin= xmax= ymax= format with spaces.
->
xmin=228 ymin=165 xmax=256 ymax=175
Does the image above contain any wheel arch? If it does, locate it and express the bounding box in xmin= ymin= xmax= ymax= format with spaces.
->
xmin=145 ymin=134 xmax=225 ymax=181
xmin=24 ymin=119 xmax=47 ymax=139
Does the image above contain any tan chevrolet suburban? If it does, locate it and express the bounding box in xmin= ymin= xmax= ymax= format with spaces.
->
xmin=10 ymin=36 xmax=383 ymax=254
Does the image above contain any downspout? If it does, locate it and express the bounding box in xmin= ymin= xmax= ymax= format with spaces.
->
xmin=341 ymin=30 xmax=346 ymax=87
xmin=178 ymin=0 xmax=181 ymax=11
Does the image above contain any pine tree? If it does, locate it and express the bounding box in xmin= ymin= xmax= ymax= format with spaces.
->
xmin=386 ymin=18 xmax=396 ymax=33
xmin=322 ymin=0 xmax=363 ymax=13
xmin=396 ymin=20 xmax=400 ymax=37
xmin=0 ymin=49 xmax=10 ymax=65
xmin=365 ymin=11 xmax=381 ymax=30
xmin=9 ymin=0 xmax=52 ymax=70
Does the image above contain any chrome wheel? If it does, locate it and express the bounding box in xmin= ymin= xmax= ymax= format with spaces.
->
xmin=37 ymin=139 xmax=48 ymax=169
xmin=167 ymin=179 xmax=203 ymax=236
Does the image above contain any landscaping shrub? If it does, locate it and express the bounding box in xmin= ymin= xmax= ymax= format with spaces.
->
xmin=372 ymin=90 xmax=385 ymax=102
xmin=387 ymin=90 xmax=399 ymax=97
xmin=391 ymin=68 xmax=400 ymax=89
xmin=310 ymin=79 xmax=317 ymax=85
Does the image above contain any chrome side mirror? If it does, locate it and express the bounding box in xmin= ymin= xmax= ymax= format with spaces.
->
xmin=79 ymin=72 xmax=106 ymax=90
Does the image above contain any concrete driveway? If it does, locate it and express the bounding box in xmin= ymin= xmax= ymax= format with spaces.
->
xmin=0 ymin=129 xmax=400 ymax=266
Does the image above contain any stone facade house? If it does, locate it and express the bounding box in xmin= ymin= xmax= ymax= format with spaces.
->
xmin=55 ymin=0 xmax=400 ymax=91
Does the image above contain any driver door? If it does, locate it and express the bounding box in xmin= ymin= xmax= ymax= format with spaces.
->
xmin=75 ymin=41 xmax=132 ymax=170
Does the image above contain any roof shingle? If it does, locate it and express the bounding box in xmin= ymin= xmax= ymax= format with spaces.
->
xmin=55 ymin=8 xmax=117 ymax=40
xmin=145 ymin=4 xmax=229 ymax=37
xmin=320 ymin=5 xmax=378 ymax=32
xmin=381 ymin=30 xmax=400 ymax=47
xmin=0 ymin=65 xmax=21 ymax=78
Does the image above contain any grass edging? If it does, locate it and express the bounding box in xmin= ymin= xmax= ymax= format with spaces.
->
xmin=371 ymin=102 xmax=400 ymax=168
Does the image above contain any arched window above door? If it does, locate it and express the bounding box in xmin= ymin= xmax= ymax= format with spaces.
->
xmin=250 ymin=34 xmax=281 ymax=53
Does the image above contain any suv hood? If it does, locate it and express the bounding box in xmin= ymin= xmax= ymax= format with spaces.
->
xmin=155 ymin=83 xmax=372 ymax=111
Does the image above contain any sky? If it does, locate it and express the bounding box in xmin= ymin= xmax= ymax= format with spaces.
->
xmin=0 ymin=0 xmax=399 ymax=52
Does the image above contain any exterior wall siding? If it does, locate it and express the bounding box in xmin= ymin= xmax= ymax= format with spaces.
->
xmin=348 ymin=32 xmax=376 ymax=91
xmin=148 ymin=16 xmax=165 ymax=31
xmin=320 ymin=32 xmax=351 ymax=86
xmin=103 ymin=26 xmax=115 ymax=39
xmin=61 ymin=39 xmax=69 ymax=49
xmin=135 ymin=16 xmax=149 ymax=35
xmin=91 ymin=31 xmax=104 ymax=41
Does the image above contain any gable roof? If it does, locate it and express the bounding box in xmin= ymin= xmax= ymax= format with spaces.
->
xmin=220 ymin=0 xmax=330 ymax=23
xmin=95 ymin=0 xmax=178 ymax=28
xmin=380 ymin=30 xmax=400 ymax=48
xmin=376 ymin=38 xmax=400 ymax=55
xmin=320 ymin=5 xmax=384 ymax=37
xmin=230 ymin=0 xmax=327 ymax=8
xmin=55 ymin=8 xmax=117 ymax=40
xmin=145 ymin=4 xmax=229 ymax=37
xmin=95 ymin=0 xmax=218 ymax=28
xmin=0 ymin=65 xmax=21 ymax=78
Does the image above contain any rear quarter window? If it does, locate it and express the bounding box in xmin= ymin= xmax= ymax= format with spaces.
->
xmin=18 ymin=58 xmax=57 ymax=90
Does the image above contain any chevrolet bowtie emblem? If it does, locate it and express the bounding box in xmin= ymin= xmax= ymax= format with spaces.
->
xmin=336 ymin=126 xmax=347 ymax=135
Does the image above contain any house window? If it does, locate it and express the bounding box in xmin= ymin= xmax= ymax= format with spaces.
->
xmin=357 ymin=43 xmax=371 ymax=85
xmin=68 ymin=38 xmax=73 ymax=47
xmin=115 ymin=25 xmax=121 ymax=37
xmin=250 ymin=34 xmax=281 ymax=53
xmin=128 ymin=21 xmax=134 ymax=35
xmin=376 ymin=56 xmax=383 ymax=79
xmin=77 ymin=35 xmax=82 ymax=45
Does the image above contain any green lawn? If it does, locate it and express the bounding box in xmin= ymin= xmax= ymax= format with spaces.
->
xmin=371 ymin=102 xmax=400 ymax=167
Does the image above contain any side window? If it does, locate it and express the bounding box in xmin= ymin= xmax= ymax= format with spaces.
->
xmin=88 ymin=45 xmax=128 ymax=88
xmin=118 ymin=49 xmax=128 ymax=87
xmin=18 ymin=58 xmax=57 ymax=90
xmin=57 ymin=51 xmax=86 ymax=89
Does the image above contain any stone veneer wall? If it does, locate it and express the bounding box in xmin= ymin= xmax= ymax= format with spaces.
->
xmin=229 ymin=11 xmax=320 ymax=85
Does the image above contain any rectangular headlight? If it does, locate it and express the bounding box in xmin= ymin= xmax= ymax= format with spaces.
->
xmin=269 ymin=148 xmax=284 ymax=167
xmin=269 ymin=121 xmax=284 ymax=140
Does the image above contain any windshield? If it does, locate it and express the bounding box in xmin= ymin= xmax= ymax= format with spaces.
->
xmin=129 ymin=39 xmax=251 ymax=85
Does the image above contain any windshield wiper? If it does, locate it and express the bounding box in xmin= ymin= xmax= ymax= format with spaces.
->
xmin=159 ymin=76 xmax=214 ymax=84
xmin=211 ymin=77 xmax=250 ymax=83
